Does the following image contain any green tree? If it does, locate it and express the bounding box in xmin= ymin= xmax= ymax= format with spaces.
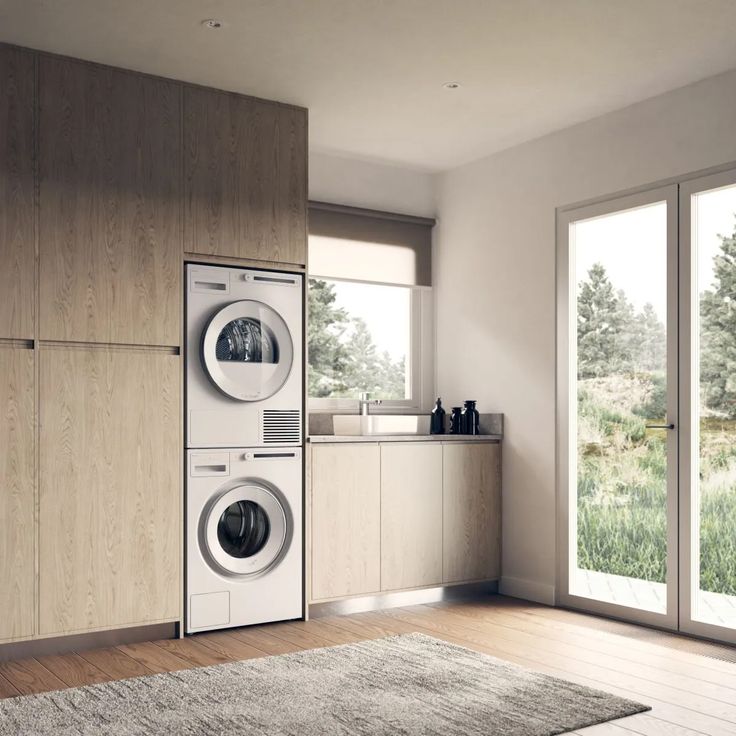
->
xmin=307 ymin=279 xmax=407 ymax=399
xmin=629 ymin=303 xmax=666 ymax=373
xmin=700 ymin=217 xmax=736 ymax=418
xmin=577 ymin=263 xmax=632 ymax=378
xmin=307 ymin=278 xmax=351 ymax=397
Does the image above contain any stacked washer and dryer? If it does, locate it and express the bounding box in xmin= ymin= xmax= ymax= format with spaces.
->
xmin=185 ymin=264 xmax=303 ymax=634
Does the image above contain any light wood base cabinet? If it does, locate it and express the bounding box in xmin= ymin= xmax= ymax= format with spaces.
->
xmin=39 ymin=348 xmax=180 ymax=636
xmin=0 ymin=347 xmax=35 ymax=642
xmin=381 ymin=443 xmax=443 ymax=591
xmin=310 ymin=441 xmax=501 ymax=603
xmin=310 ymin=444 xmax=381 ymax=601
xmin=443 ymin=443 xmax=501 ymax=583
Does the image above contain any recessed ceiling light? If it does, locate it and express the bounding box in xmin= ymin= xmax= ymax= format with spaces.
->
xmin=201 ymin=19 xmax=224 ymax=29
xmin=443 ymin=82 xmax=461 ymax=90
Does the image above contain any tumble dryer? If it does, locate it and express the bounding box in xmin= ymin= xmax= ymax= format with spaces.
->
xmin=186 ymin=264 xmax=303 ymax=449
xmin=186 ymin=448 xmax=303 ymax=632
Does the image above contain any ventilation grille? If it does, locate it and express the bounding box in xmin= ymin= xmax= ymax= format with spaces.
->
xmin=261 ymin=410 xmax=301 ymax=444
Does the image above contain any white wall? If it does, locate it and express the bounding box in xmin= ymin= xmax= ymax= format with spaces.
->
xmin=435 ymin=68 xmax=736 ymax=604
xmin=309 ymin=151 xmax=436 ymax=217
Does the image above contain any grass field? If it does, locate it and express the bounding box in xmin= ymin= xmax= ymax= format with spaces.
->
xmin=577 ymin=373 xmax=736 ymax=596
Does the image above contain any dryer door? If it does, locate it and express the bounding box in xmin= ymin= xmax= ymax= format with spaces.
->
xmin=202 ymin=484 xmax=289 ymax=577
xmin=202 ymin=300 xmax=294 ymax=401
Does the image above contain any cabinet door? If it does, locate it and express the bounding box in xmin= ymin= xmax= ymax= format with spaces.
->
xmin=39 ymin=57 xmax=181 ymax=345
xmin=0 ymin=46 xmax=34 ymax=340
xmin=310 ymin=444 xmax=380 ymax=600
xmin=443 ymin=443 xmax=501 ymax=584
xmin=39 ymin=347 xmax=180 ymax=635
xmin=184 ymin=86 xmax=307 ymax=265
xmin=381 ymin=443 xmax=442 ymax=591
xmin=0 ymin=346 xmax=34 ymax=641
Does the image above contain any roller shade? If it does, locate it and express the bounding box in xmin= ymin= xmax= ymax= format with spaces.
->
xmin=308 ymin=201 xmax=435 ymax=287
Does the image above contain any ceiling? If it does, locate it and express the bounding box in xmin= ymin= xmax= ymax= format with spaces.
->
xmin=2 ymin=0 xmax=736 ymax=171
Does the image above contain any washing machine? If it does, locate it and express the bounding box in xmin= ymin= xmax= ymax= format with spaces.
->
xmin=186 ymin=263 xmax=303 ymax=449
xmin=186 ymin=447 xmax=303 ymax=633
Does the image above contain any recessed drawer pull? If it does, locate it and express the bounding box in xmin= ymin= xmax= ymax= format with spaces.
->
xmin=194 ymin=464 xmax=227 ymax=472
xmin=193 ymin=280 xmax=227 ymax=291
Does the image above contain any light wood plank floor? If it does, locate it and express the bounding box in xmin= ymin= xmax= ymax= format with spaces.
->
xmin=1 ymin=596 xmax=735 ymax=735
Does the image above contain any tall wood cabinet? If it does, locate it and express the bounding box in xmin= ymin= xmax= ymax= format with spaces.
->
xmin=39 ymin=57 xmax=181 ymax=346
xmin=0 ymin=347 xmax=34 ymax=642
xmin=39 ymin=348 xmax=180 ymax=635
xmin=0 ymin=46 xmax=35 ymax=341
xmin=0 ymin=41 xmax=308 ymax=646
xmin=183 ymin=86 xmax=307 ymax=265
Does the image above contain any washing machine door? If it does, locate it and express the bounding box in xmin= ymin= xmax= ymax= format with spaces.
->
xmin=202 ymin=300 xmax=294 ymax=401
xmin=203 ymin=484 xmax=289 ymax=577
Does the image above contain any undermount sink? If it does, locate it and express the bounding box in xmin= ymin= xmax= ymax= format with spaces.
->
xmin=332 ymin=414 xmax=430 ymax=436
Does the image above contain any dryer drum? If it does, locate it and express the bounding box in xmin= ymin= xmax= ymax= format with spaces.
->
xmin=216 ymin=318 xmax=277 ymax=364
xmin=218 ymin=500 xmax=271 ymax=558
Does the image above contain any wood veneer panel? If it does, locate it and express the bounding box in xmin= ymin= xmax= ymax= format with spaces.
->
xmin=0 ymin=346 xmax=34 ymax=642
xmin=39 ymin=56 xmax=181 ymax=345
xmin=0 ymin=46 xmax=34 ymax=340
xmin=380 ymin=443 xmax=443 ymax=591
xmin=184 ymin=86 xmax=306 ymax=265
xmin=39 ymin=347 xmax=180 ymax=635
xmin=310 ymin=443 xmax=381 ymax=601
xmin=442 ymin=443 xmax=501 ymax=584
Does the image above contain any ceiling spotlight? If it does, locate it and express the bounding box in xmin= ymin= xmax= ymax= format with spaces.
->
xmin=443 ymin=82 xmax=461 ymax=90
xmin=201 ymin=19 xmax=224 ymax=29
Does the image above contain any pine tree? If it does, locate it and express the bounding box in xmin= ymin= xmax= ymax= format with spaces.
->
xmin=577 ymin=263 xmax=631 ymax=378
xmin=700 ymin=217 xmax=736 ymax=418
xmin=630 ymin=303 xmax=666 ymax=373
xmin=307 ymin=279 xmax=351 ymax=397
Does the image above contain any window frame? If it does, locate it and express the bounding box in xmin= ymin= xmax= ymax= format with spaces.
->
xmin=306 ymin=272 xmax=434 ymax=414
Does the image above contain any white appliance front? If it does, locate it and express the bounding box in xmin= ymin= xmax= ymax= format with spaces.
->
xmin=186 ymin=264 xmax=303 ymax=448
xmin=186 ymin=448 xmax=303 ymax=633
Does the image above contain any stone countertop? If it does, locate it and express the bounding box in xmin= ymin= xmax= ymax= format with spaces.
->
xmin=308 ymin=434 xmax=502 ymax=443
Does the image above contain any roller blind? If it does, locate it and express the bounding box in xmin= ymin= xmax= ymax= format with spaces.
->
xmin=308 ymin=201 xmax=435 ymax=287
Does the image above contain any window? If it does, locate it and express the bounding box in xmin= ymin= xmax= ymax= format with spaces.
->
xmin=308 ymin=202 xmax=434 ymax=410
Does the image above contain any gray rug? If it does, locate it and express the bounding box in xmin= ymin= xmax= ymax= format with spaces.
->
xmin=0 ymin=633 xmax=648 ymax=735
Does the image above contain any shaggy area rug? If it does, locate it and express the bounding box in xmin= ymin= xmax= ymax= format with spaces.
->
xmin=0 ymin=632 xmax=649 ymax=735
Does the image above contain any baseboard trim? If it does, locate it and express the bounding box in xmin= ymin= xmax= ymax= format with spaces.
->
xmin=0 ymin=622 xmax=177 ymax=662
xmin=499 ymin=576 xmax=556 ymax=606
xmin=308 ymin=580 xmax=498 ymax=619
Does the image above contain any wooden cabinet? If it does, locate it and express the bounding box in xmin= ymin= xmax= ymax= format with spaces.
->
xmin=183 ymin=86 xmax=307 ymax=265
xmin=39 ymin=347 xmax=180 ymax=635
xmin=310 ymin=443 xmax=380 ymax=600
xmin=39 ymin=57 xmax=181 ymax=345
xmin=443 ymin=443 xmax=501 ymax=584
xmin=309 ymin=440 xmax=500 ymax=603
xmin=0 ymin=47 xmax=35 ymax=340
xmin=0 ymin=346 xmax=35 ymax=642
xmin=381 ymin=443 xmax=443 ymax=591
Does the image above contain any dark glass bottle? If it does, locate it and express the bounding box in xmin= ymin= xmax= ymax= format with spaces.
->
xmin=449 ymin=407 xmax=463 ymax=434
xmin=461 ymin=400 xmax=480 ymax=435
xmin=430 ymin=398 xmax=446 ymax=434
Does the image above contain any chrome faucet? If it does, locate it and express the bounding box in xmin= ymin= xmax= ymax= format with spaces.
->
xmin=359 ymin=391 xmax=382 ymax=416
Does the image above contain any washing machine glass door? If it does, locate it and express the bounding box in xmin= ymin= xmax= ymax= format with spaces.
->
xmin=203 ymin=484 xmax=288 ymax=577
xmin=202 ymin=300 xmax=294 ymax=401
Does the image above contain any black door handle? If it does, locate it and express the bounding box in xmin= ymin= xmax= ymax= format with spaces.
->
xmin=645 ymin=423 xmax=675 ymax=430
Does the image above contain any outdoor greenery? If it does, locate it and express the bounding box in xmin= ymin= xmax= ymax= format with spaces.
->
xmin=577 ymin=217 xmax=736 ymax=596
xmin=308 ymin=278 xmax=406 ymax=399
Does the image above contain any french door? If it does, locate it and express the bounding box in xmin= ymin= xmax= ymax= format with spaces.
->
xmin=557 ymin=168 xmax=736 ymax=644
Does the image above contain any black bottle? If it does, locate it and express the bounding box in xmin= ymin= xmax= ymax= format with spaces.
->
xmin=461 ymin=400 xmax=480 ymax=435
xmin=430 ymin=398 xmax=446 ymax=434
xmin=449 ymin=407 xmax=463 ymax=434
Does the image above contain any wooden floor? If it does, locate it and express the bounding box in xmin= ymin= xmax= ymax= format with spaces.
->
xmin=1 ymin=596 xmax=735 ymax=734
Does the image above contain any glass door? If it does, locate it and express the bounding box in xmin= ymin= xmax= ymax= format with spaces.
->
xmin=557 ymin=185 xmax=679 ymax=629
xmin=680 ymin=169 xmax=736 ymax=644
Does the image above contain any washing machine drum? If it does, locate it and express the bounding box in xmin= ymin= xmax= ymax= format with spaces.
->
xmin=202 ymin=300 xmax=294 ymax=401
xmin=203 ymin=484 xmax=288 ymax=577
